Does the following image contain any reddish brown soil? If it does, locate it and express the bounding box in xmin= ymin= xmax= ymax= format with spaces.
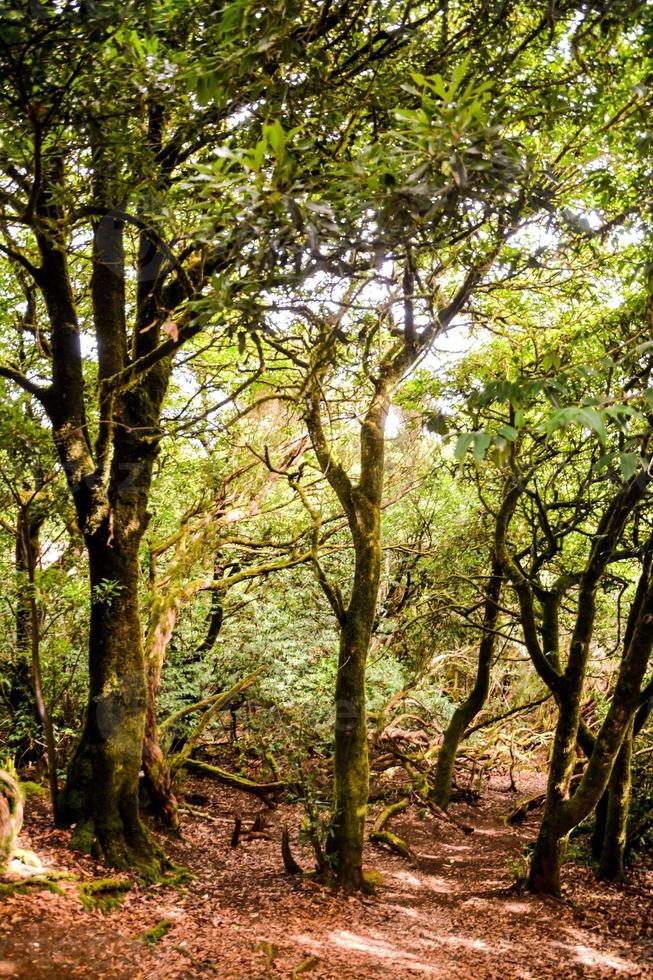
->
xmin=0 ymin=772 xmax=651 ymax=978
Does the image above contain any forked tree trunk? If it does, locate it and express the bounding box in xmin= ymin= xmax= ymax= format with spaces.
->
xmin=306 ymin=381 xmax=388 ymax=891
xmin=529 ymin=553 xmax=653 ymax=895
xmin=58 ymin=527 xmax=164 ymax=876
xmin=56 ymin=395 xmax=169 ymax=878
xmin=525 ymin=475 xmax=653 ymax=895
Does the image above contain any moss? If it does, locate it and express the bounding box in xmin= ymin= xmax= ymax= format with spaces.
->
xmin=160 ymin=864 xmax=193 ymax=888
xmin=140 ymin=919 xmax=174 ymax=945
xmin=369 ymin=829 xmax=415 ymax=863
xmin=0 ymin=877 xmax=64 ymax=897
xmin=293 ymin=954 xmax=320 ymax=975
xmin=129 ymin=854 xmax=167 ymax=886
xmin=70 ymin=820 xmax=96 ymax=856
xmin=78 ymin=878 xmax=131 ymax=914
xmin=361 ymin=869 xmax=384 ymax=894
xmin=19 ymin=781 xmax=47 ymax=799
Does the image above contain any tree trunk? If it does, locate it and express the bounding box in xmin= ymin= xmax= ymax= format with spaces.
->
xmin=8 ymin=504 xmax=43 ymax=763
xmin=591 ymin=791 xmax=608 ymax=862
xmin=432 ymin=559 xmax=502 ymax=808
xmin=328 ymin=607 xmax=372 ymax=890
xmin=141 ymin=555 xmax=226 ymax=823
xmin=597 ymin=718 xmax=633 ymax=882
xmin=305 ymin=380 xmax=387 ymax=890
xmin=525 ymin=478 xmax=653 ymax=896
xmin=527 ymin=810 xmax=563 ymax=896
xmin=142 ymin=595 xmax=180 ymax=830
xmin=0 ymin=770 xmax=23 ymax=873
xmin=22 ymin=507 xmax=59 ymax=819
xmin=142 ymin=686 xmax=179 ymax=831
xmin=527 ymin=689 xmax=578 ymax=896
xmin=529 ymin=555 xmax=653 ymax=895
xmin=57 ymin=528 xmax=165 ymax=879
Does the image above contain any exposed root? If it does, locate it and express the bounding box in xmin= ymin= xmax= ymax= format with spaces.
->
xmin=140 ymin=919 xmax=175 ymax=945
xmin=422 ymin=796 xmax=474 ymax=835
xmin=78 ymin=878 xmax=131 ymax=914
xmin=184 ymin=759 xmax=285 ymax=802
xmin=370 ymin=829 xmax=416 ymax=862
xmin=369 ymin=798 xmax=416 ymax=863
xmin=281 ymin=826 xmax=303 ymax=875
xmin=504 ymin=793 xmax=546 ymax=825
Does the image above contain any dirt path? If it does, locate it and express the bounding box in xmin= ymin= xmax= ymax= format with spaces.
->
xmin=0 ymin=772 xmax=651 ymax=978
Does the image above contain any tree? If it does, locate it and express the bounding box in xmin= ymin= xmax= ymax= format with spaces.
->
xmin=0 ymin=0 xmax=423 ymax=872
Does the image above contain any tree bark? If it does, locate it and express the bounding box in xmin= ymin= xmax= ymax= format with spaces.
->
xmin=142 ymin=682 xmax=179 ymax=831
xmin=0 ymin=770 xmax=23 ymax=873
xmin=142 ymin=594 xmax=181 ymax=830
xmin=21 ymin=503 xmax=58 ymax=818
xmin=528 ymin=535 xmax=653 ymax=895
xmin=593 ymin=693 xmax=652 ymax=875
xmin=305 ymin=377 xmax=389 ymax=890
xmin=58 ymin=523 xmax=164 ymax=876
xmin=8 ymin=502 xmax=44 ymax=764
xmin=597 ymin=717 xmax=633 ymax=882
xmin=328 ymin=550 xmax=376 ymax=890
xmin=432 ymin=557 xmax=503 ymax=809
xmin=28 ymin=145 xmax=175 ymax=875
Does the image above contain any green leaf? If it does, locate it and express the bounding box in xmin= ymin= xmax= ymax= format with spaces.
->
xmin=541 ymin=350 xmax=561 ymax=372
xmin=618 ymin=452 xmax=639 ymax=481
xmin=264 ymin=120 xmax=286 ymax=160
xmin=496 ymin=424 xmax=518 ymax=442
xmin=576 ymin=407 xmax=608 ymax=443
xmin=472 ymin=431 xmax=492 ymax=464
xmin=454 ymin=432 xmax=475 ymax=461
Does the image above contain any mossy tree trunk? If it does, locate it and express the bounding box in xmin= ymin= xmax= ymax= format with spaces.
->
xmin=497 ymin=463 xmax=652 ymax=896
xmin=142 ymin=591 xmax=182 ymax=830
xmin=59 ymin=522 xmax=158 ymax=872
xmin=23 ymin=149 xmax=181 ymax=873
xmin=529 ymin=534 xmax=653 ymax=895
xmin=593 ymin=692 xmax=652 ymax=877
xmin=597 ymin=717 xmax=633 ymax=882
xmin=328 ymin=505 xmax=381 ymax=889
xmin=306 ymin=383 xmax=388 ymax=889
xmin=432 ymin=555 xmax=503 ymax=809
xmin=0 ymin=770 xmax=23 ymax=873
xmin=302 ymin=254 xmax=497 ymax=887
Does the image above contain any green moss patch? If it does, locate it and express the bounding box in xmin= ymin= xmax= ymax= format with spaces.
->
xmin=0 ymin=877 xmax=64 ymax=897
xmin=160 ymin=864 xmax=193 ymax=888
xmin=140 ymin=919 xmax=174 ymax=945
xmin=19 ymin=781 xmax=47 ymax=799
xmin=78 ymin=878 xmax=131 ymax=914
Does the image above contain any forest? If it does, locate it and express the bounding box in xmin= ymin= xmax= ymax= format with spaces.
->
xmin=0 ymin=1 xmax=652 ymax=977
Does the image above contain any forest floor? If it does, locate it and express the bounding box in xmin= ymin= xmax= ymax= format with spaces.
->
xmin=0 ymin=765 xmax=652 ymax=979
